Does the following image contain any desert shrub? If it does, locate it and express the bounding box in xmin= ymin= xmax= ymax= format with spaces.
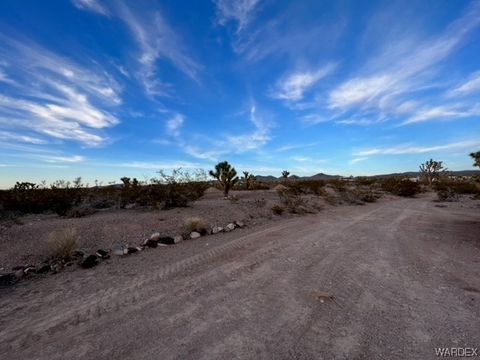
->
xmin=271 ymin=204 xmax=285 ymax=215
xmin=434 ymin=180 xmax=479 ymax=195
xmin=289 ymin=180 xmax=326 ymax=195
xmin=66 ymin=203 xmax=97 ymax=218
xmin=0 ymin=181 xmax=83 ymax=216
xmin=327 ymin=179 xmax=348 ymax=192
xmin=48 ymin=228 xmax=78 ymax=260
xmin=359 ymin=190 xmax=381 ymax=203
xmin=184 ymin=216 xmax=209 ymax=235
xmin=436 ymin=188 xmax=459 ymax=202
xmin=355 ymin=177 xmax=377 ymax=186
xmin=380 ymin=178 xmax=421 ymax=197
xmin=250 ymin=182 xmax=270 ymax=190
xmin=276 ymin=186 xmax=307 ymax=213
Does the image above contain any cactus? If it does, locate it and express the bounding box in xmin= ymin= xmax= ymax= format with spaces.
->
xmin=209 ymin=161 xmax=239 ymax=197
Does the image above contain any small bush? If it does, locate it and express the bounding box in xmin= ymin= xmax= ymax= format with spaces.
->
xmin=380 ymin=178 xmax=421 ymax=197
xmin=276 ymin=186 xmax=307 ymax=213
xmin=48 ymin=228 xmax=78 ymax=260
xmin=184 ymin=217 xmax=209 ymax=235
xmin=271 ymin=204 xmax=285 ymax=215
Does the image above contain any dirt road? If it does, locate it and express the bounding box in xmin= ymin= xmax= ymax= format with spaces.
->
xmin=1 ymin=196 xmax=479 ymax=359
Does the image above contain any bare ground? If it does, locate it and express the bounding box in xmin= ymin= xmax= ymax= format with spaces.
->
xmin=1 ymin=194 xmax=480 ymax=359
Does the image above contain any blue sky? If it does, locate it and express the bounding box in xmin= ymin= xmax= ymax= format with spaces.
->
xmin=1 ymin=0 xmax=480 ymax=188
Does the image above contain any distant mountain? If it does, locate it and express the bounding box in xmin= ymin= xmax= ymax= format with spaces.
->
xmin=254 ymin=170 xmax=480 ymax=182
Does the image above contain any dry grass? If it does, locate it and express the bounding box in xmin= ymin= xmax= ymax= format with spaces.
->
xmin=184 ymin=216 xmax=209 ymax=235
xmin=47 ymin=228 xmax=78 ymax=260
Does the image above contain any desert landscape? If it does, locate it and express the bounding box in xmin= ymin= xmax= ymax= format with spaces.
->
xmin=2 ymin=0 xmax=480 ymax=359
xmin=1 ymin=162 xmax=480 ymax=359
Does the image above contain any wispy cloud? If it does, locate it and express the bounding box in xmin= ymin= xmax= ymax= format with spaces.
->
xmin=227 ymin=104 xmax=272 ymax=152
xmin=0 ymin=36 xmax=121 ymax=146
xmin=402 ymin=104 xmax=480 ymax=125
xmin=451 ymin=71 xmax=480 ymax=96
xmin=116 ymin=2 xmax=201 ymax=96
xmin=271 ymin=64 xmax=335 ymax=102
xmin=42 ymin=155 xmax=85 ymax=163
xmin=72 ymin=0 xmax=110 ymax=16
xmin=354 ymin=140 xmax=480 ymax=157
xmin=0 ymin=130 xmax=47 ymax=145
xmin=325 ymin=1 xmax=480 ymax=123
xmin=349 ymin=157 xmax=368 ymax=164
xmin=166 ymin=113 xmax=184 ymax=137
xmin=214 ymin=0 xmax=261 ymax=33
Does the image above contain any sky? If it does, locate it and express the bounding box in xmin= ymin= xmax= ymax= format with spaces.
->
xmin=0 ymin=0 xmax=480 ymax=188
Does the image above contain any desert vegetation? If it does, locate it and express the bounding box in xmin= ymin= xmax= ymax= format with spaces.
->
xmin=209 ymin=161 xmax=239 ymax=197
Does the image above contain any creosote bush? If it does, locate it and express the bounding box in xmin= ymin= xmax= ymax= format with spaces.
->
xmin=48 ymin=228 xmax=78 ymax=260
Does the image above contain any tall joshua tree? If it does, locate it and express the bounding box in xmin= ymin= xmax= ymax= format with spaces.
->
xmin=209 ymin=161 xmax=239 ymax=197
xmin=243 ymin=171 xmax=256 ymax=190
xmin=281 ymin=170 xmax=290 ymax=183
xmin=470 ymin=151 xmax=480 ymax=168
xmin=419 ymin=159 xmax=446 ymax=187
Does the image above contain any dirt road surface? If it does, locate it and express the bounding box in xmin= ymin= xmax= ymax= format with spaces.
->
xmin=1 ymin=196 xmax=479 ymax=359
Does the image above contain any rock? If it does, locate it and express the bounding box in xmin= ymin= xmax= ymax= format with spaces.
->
xmin=158 ymin=236 xmax=175 ymax=245
xmin=225 ymin=223 xmax=236 ymax=232
xmin=0 ymin=273 xmax=15 ymax=286
xmin=173 ymin=235 xmax=183 ymax=244
xmin=96 ymin=249 xmax=110 ymax=259
xmin=73 ymin=250 xmax=86 ymax=258
xmin=112 ymin=245 xmax=125 ymax=256
xmin=235 ymin=220 xmax=245 ymax=228
xmin=23 ymin=266 xmax=36 ymax=274
xmin=36 ymin=263 xmax=51 ymax=274
xmin=125 ymin=203 xmax=137 ymax=209
xmin=51 ymin=262 xmax=63 ymax=274
xmin=12 ymin=265 xmax=25 ymax=271
xmin=80 ymin=255 xmax=98 ymax=269
xmin=127 ymin=246 xmax=138 ymax=254
xmin=123 ymin=247 xmax=129 ymax=255
xmin=212 ymin=226 xmax=223 ymax=234
xmin=136 ymin=246 xmax=144 ymax=251
xmin=143 ymin=239 xmax=158 ymax=248
xmin=190 ymin=231 xmax=201 ymax=239
xmin=150 ymin=232 xmax=161 ymax=241
xmin=14 ymin=270 xmax=24 ymax=280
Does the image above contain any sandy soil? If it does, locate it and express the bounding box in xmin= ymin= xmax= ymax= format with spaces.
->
xmin=1 ymin=193 xmax=479 ymax=359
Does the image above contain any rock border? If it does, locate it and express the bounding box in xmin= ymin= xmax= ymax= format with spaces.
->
xmin=0 ymin=219 xmax=248 ymax=286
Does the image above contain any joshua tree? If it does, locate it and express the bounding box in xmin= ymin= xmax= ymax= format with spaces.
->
xmin=281 ymin=170 xmax=290 ymax=183
xmin=419 ymin=159 xmax=446 ymax=187
xmin=470 ymin=151 xmax=480 ymax=168
xmin=243 ymin=171 xmax=256 ymax=190
xmin=209 ymin=161 xmax=239 ymax=197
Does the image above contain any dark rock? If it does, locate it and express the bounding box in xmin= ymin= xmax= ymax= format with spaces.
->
xmin=143 ymin=239 xmax=158 ymax=248
xmin=80 ymin=255 xmax=98 ymax=269
xmin=158 ymin=236 xmax=175 ymax=245
xmin=96 ymin=249 xmax=110 ymax=259
xmin=11 ymin=265 xmax=25 ymax=271
xmin=0 ymin=273 xmax=16 ymax=286
xmin=36 ymin=263 xmax=51 ymax=274
xmin=127 ymin=246 xmax=138 ymax=254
